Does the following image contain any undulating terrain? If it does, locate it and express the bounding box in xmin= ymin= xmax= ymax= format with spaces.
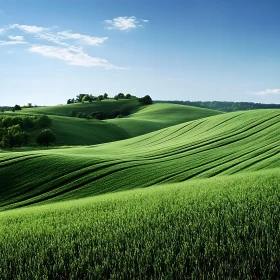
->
xmin=0 ymin=101 xmax=279 ymax=279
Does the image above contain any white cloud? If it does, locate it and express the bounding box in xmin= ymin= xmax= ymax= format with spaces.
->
xmin=0 ymin=28 xmax=5 ymax=34
xmin=8 ymin=35 xmax=24 ymax=41
xmin=8 ymin=24 xmax=107 ymax=46
xmin=105 ymin=16 xmax=148 ymax=31
xmin=250 ymin=88 xmax=280 ymax=96
xmin=9 ymin=24 xmax=48 ymax=33
xmin=3 ymin=23 xmax=126 ymax=69
xmin=0 ymin=40 xmax=27 ymax=46
xmin=29 ymin=45 xmax=121 ymax=69
xmin=56 ymin=31 xmax=108 ymax=46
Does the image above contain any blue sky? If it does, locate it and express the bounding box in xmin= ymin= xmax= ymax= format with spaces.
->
xmin=1 ymin=0 xmax=280 ymax=106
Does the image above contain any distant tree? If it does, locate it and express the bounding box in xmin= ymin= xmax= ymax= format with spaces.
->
xmin=67 ymin=99 xmax=72 ymax=104
xmin=88 ymin=94 xmax=94 ymax=103
xmin=36 ymin=129 xmax=56 ymax=147
xmin=103 ymin=93 xmax=108 ymax=99
xmin=0 ymin=109 xmax=4 ymax=113
xmin=125 ymin=93 xmax=132 ymax=99
xmin=76 ymin=94 xmax=86 ymax=103
xmin=139 ymin=95 xmax=153 ymax=105
xmin=82 ymin=94 xmax=90 ymax=102
xmin=114 ymin=95 xmax=119 ymax=100
xmin=117 ymin=93 xmax=125 ymax=99
xmin=0 ymin=125 xmax=29 ymax=149
xmin=13 ymin=104 xmax=22 ymax=111
xmin=27 ymin=103 xmax=32 ymax=108
xmin=98 ymin=95 xmax=104 ymax=101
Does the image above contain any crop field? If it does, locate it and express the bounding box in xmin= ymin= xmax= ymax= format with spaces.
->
xmin=0 ymin=169 xmax=279 ymax=279
xmin=1 ymin=107 xmax=280 ymax=279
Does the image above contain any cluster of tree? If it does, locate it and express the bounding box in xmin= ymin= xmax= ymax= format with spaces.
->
xmin=113 ymin=93 xmax=132 ymax=100
xmin=0 ymin=115 xmax=54 ymax=149
xmin=70 ymin=104 xmax=132 ymax=120
xmin=0 ymin=125 xmax=30 ymax=149
xmin=155 ymin=100 xmax=280 ymax=112
xmin=0 ymin=106 xmax=13 ymax=112
xmin=36 ymin=129 xmax=56 ymax=147
xmin=138 ymin=95 xmax=153 ymax=105
xmin=67 ymin=93 xmax=134 ymax=104
xmin=0 ymin=115 xmax=52 ymax=129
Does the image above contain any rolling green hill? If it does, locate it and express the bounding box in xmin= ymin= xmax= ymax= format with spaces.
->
xmin=1 ymin=108 xmax=280 ymax=279
xmin=106 ymin=103 xmax=222 ymax=136
xmin=21 ymin=99 xmax=141 ymax=116
xmin=5 ymin=102 xmax=221 ymax=145
xmin=1 ymin=109 xmax=279 ymax=210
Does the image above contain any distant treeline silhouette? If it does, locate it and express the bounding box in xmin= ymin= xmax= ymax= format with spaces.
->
xmin=155 ymin=100 xmax=280 ymax=112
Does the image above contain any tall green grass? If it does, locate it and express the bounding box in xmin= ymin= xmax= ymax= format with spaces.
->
xmin=0 ymin=169 xmax=279 ymax=279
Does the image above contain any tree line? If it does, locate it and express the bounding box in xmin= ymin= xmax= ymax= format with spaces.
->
xmin=69 ymin=95 xmax=153 ymax=120
xmin=0 ymin=115 xmax=56 ymax=149
xmin=67 ymin=93 xmax=134 ymax=104
xmin=154 ymin=100 xmax=280 ymax=112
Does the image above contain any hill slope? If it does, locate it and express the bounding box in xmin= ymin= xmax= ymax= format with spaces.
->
xmin=0 ymin=109 xmax=279 ymax=210
xmin=21 ymin=99 xmax=141 ymax=117
xmin=9 ymin=102 xmax=221 ymax=145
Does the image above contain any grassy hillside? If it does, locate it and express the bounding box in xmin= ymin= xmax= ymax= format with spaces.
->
xmin=5 ymin=102 xmax=221 ymax=145
xmin=107 ymin=103 xmax=222 ymax=136
xmin=21 ymin=99 xmax=140 ymax=117
xmin=1 ymin=109 xmax=279 ymax=210
xmin=35 ymin=115 xmax=130 ymax=146
xmin=0 ymin=169 xmax=279 ymax=279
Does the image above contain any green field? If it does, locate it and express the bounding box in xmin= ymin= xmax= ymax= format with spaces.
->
xmin=0 ymin=106 xmax=279 ymax=279
xmin=20 ymin=99 xmax=141 ymax=117
xmin=0 ymin=170 xmax=279 ymax=279
xmin=106 ymin=103 xmax=222 ymax=137
xmin=5 ymin=101 xmax=221 ymax=145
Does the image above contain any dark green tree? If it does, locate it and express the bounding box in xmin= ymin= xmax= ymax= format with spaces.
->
xmin=117 ymin=93 xmax=125 ymax=99
xmin=139 ymin=95 xmax=153 ymax=105
xmin=36 ymin=115 xmax=52 ymax=128
xmin=36 ymin=129 xmax=56 ymax=147
xmin=13 ymin=104 xmax=22 ymax=111
xmin=76 ymin=94 xmax=86 ymax=103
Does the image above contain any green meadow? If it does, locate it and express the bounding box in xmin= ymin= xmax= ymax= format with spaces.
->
xmin=0 ymin=101 xmax=280 ymax=279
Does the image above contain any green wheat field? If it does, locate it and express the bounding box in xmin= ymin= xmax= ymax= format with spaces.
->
xmin=0 ymin=101 xmax=279 ymax=279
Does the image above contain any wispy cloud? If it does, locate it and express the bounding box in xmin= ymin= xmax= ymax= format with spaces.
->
xmin=0 ymin=28 xmax=5 ymax=34
xmin=7 ymin=24 xmax=108 ymax=46
xmin=105 ymin=16 xmax=149 ymax=31
xmin=8 ymin=35 xmax=24 ymax=41
xmin=9 ymin=24 xmax=48 ymax=34
xmin=0 ymin=40 xmax=27 ymax=46
xmin=2 ymin=23 xmax=126 ymax=69
xmin=29 ymin=45 xmax=121 ymax=69
xmin=55 ymin=31 xmax=107 ymax=46
xmin=250 ymin=88 xmax=280 ymax=96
